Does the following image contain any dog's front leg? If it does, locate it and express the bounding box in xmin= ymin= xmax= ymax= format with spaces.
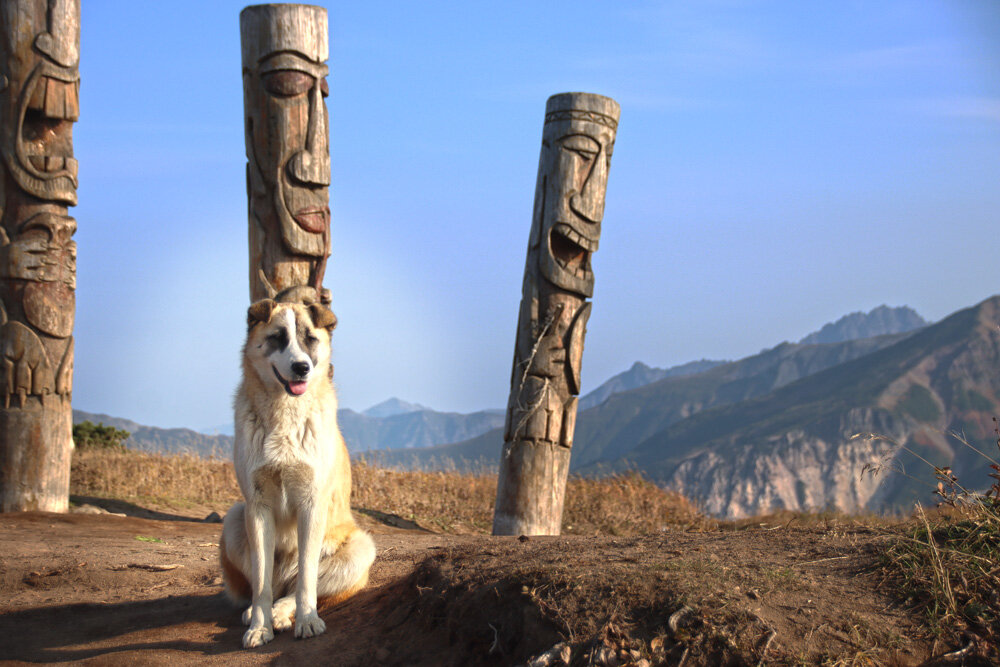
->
xmin=294 ymin=498 xmax=327 ymax=639
xmin=243 ymin=502 xmax=276 ymax=648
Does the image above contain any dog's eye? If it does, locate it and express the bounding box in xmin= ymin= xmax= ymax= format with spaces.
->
xmin=305 ymin=335 xmax=319 ymax=345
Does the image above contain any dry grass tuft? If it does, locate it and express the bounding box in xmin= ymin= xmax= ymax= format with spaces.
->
xmin=351 ymin=461 xmax=496 ymax=533
xmin=860 ymin=428 xmax=1000 ymax=656
xmin=562 ymin=473 xmax=702 ymax=535
xmin=71 ymin=448 xmax=702 ymax=536
xmin=71 ymin=447 xmax=241 ymax=508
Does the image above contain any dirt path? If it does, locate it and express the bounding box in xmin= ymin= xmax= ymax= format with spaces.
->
xmin=0 ymin=508 xmax=955 ymax=665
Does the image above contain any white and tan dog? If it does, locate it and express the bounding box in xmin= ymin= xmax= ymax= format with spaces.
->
xmin=220 ymin=288 xmax=375 ymax=649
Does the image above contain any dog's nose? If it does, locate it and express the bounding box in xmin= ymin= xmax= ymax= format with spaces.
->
xmin=291 ymin=361 xmax=310 ymax=377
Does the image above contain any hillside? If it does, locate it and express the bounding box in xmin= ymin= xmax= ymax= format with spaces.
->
xmin=338 ymin=407 xmax=504 ymax=451
xmin=3 ymin=447 xmax=989 ymax=664
xmin=605 ymin=296 xmax=1000 ymax=516
xmin=369 ymin=297 xmax=998 ymax=518
xmin=370 ymin=329 xmax=916 ymax=472
xmin=577 ymin=359 xmax=726 ymax=410
xmin=73 ymin=410 xmax=233 ymax=457
xmin=74 ymin=407 xmax=504 ymax=456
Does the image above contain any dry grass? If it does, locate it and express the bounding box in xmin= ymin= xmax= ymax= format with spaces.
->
xmin=859 ymin=429 xmax=1000 ymax=658
xmin=70 ymin=447 xmax=702 ymax=535
xmin=71 ymin=447 xmax=241 ymax=508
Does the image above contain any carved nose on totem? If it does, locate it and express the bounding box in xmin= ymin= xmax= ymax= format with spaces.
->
xmin=291 ymin=361 xmax=310 ymax=377
xmin=569 ymin=150 xmax=608 ymax=224
xmin=288 ymin=83 xmax=330 ymax=186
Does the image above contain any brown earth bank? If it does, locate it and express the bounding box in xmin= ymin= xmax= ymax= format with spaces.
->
xmin=1 ymin=505 xmax=993 ymax=666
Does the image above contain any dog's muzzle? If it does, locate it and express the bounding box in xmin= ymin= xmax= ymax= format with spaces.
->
xmin=272 ymin=365 xmax=308 ymax=396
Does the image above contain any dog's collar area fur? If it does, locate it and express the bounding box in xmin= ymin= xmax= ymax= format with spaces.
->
xmin=271 ymin=364 xmax=308 ymax=397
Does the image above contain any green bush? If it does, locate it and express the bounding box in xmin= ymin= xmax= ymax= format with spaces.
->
xmin=73 ymin=421 xmax=130 ymax=450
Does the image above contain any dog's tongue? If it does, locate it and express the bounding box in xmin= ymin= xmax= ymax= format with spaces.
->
xmin=288 ymin=381 xmax=308 ymax=396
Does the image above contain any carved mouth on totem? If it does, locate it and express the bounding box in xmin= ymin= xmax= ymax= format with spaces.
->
xmin=16 ymin=72 xmax=79 ymax=192
xmin=549 ymin=223 xmax=595 ymax=283
xmin=292 ymin=207 xmax=331 ymax=234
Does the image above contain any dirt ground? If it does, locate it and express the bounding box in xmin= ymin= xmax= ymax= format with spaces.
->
xmin=0 ymin=500 xmax=979 ymax=666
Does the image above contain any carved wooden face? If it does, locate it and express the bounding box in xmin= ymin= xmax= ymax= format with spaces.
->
xmin=0 ymin=0 xmax=80 ymax=206
xmin=536 ymin=113 xmax=616 ymax=298
xmin=244 ymin=49 xmax=330 ymax=258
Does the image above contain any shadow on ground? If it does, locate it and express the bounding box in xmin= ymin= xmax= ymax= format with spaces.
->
xmin=70 ymin=495 xmax=221 ymax=523
xmin=0 ymin=593 xmax=244 ymax=662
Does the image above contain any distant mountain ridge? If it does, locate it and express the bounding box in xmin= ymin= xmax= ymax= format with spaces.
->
xmin=611 ymin=297 xmax=998 ymax=517
xmin=362 ymin=398 xmax=429 ymax=418
xmin=76 ymin=301 xmax=954 ymax=517
xmin=578 ymin=359 xmax=726 ymax=411
xmin=799 ymin=305 xmax=926 ymax=345
xmin=73 ymin=410 xmax=233 ymax=457
xmin=338 ymin=407 xmax=504 ymax=452
xmin=370 ymin=297 xmax=998 ymax=518
xmin=74 ymin=407 xmax=503 ymax=456
xmin=369 ymin=329 xmax=918 ymax=473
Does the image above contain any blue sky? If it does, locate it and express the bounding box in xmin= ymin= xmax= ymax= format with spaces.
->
xmin=71 ymin=1 xmax=1000 ymax=428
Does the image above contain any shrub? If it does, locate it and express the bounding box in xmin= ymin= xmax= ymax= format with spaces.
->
xmin=73 ymin=421 xmax=130 ymax=450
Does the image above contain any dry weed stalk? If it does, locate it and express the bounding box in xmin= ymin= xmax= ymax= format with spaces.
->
xmin=856 ymin=427 xmax=1000 ymax=653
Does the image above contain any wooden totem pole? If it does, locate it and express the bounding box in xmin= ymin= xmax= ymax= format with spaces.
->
xmin=241 ymin=4 xmax=331 ymax=304
xmin=493 ymin=93 xmax=619 ymax=536
xmin=0 ymin=0 xmax=80 ymax=512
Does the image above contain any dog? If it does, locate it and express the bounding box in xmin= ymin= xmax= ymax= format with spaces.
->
xmin=220 ymin=287 xmax=375 ymax=648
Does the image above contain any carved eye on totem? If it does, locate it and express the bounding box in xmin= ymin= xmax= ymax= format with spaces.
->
xmin=558 ymin=134 xmax=600 ymax=163
xmin=263 ymin=70 xmax=329 ymax=98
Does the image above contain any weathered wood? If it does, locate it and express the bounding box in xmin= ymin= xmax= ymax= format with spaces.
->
xmin=241 ymin=3 xmax=331 ymax=304
xmin=493 ymin=93 xmax=619 ymax=536
xmin=0 ymin=0 xmax=80 ymax=512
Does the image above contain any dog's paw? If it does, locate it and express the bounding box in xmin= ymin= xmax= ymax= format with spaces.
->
xmin=294 ymin=610 xmax=326 ymax=639
xmin=241 ymin=606 xmax=252 ymax=626
xmin=272 ymin=597 xmax=296 ymax=631
xmin=242 ymin=624 xmax=274 ymax=649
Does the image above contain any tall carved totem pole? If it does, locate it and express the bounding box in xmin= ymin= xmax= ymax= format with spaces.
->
xmin=493 ymin=93 xmax=619 ymax=536
xmin=241 ymin=4 xmax=331 ymax=304
xmin=0 ymin=0 xmax=79 ymax=512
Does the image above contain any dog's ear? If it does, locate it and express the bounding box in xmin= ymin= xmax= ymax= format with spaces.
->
xmin=308 ymin=303 xmax=337 ymax=332
xmin=247 ymin=299 xmax=276 ymax=329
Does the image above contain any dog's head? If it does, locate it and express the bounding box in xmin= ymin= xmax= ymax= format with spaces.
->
xmin=244 ymin=297 xmax=337 ymax=397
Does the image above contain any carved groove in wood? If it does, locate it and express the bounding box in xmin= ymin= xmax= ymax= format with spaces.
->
xmin=241 ymin=3 xmax=332 ymax=304
xmin=0 ymin=0 xmax=79 ymax=512
xmin=493 ymin=92 xmax=619 ymax=536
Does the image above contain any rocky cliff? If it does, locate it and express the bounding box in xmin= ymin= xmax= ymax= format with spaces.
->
xmin=618 ymin=297 xmax=1000 ymax=517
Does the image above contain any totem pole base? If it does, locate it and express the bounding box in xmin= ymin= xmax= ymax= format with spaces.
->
xmin=0 ymin=406 xmax=72 ymax=512
xmin=493 ymin=441 xmax=571 ymax=536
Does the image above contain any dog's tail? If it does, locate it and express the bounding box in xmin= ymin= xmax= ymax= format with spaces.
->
xmin=317 ymin=527 xmax=376 ymax=610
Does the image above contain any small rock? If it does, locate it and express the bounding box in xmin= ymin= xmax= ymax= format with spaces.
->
xmin=518 ymin=534 xmax=530 ymax=543
xmin=594 ymin=646 xmax=618 ymax=666
xmin=203 ymin=511 xmax=223 ymax=523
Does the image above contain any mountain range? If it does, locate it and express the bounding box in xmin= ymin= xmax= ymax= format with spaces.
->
xmin=369 ymin=300 xmax=1000 ymax=517
xmin=74 ymin=302 xmax=960 ymax=518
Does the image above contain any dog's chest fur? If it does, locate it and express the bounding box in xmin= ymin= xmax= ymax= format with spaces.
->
xmin=234 ymin=381 xmax=339 ymax=524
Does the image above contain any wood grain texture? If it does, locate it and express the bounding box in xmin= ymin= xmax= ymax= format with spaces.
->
xmin=241 ymin=4 xmax=332 ymax=304
xmin=494 ymin=93 xmax=619 ymax=536
xmin=0 ymin=0 xmax=80 ymax=512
